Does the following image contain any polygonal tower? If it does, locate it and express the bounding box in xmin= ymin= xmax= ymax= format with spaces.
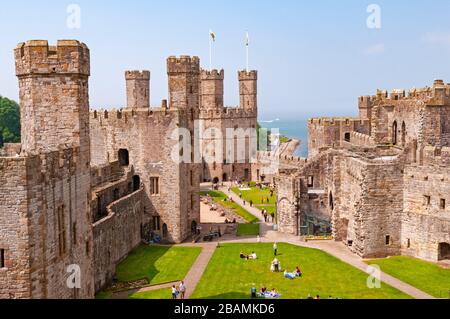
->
xmin=167 ymin=56 xmax=200 ymax=109
xmin=200 ymin=69 xmax=224 ymax=109
xmin=125 ymin=70 xmax=150 ymax=108
xmin=238 ymin=70 xmax=258 ymax=110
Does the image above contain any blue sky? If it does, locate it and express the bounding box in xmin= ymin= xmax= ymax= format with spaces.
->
xmin=1 ymin=0 xmax=450 ymax=119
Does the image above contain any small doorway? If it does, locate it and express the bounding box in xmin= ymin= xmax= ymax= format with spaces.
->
xmin=212 ymin=177 xmax=219 ymax=184
xmin=162 ymin=224 xmax=168 ymax=239
xmin=438 ymin=243 xmax=450 ymax=261
xmin=222 ymin=173 xmax=228 ymax=182
xmin=133 ymin=175 xmax=141 ymax=192
xmin=191 ymin=221 xmax=198 ymax=235
xmin=118 ymin=149 xmax=130 ymax=166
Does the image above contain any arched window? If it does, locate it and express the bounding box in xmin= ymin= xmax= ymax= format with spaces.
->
xmin=392 ymin=121 xmax=398 ymax=145
xmin=401 ymin=122 xmax=406 ymax=146
xmin=329 ymin=192 xmax=334 ymax=211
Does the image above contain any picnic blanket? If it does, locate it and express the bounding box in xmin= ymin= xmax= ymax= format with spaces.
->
xmin=259 ymin=292 xmax=282 ymax=299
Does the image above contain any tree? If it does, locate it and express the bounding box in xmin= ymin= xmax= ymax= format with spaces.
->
xmin=0 ymin=96 xmax=21 ymax=143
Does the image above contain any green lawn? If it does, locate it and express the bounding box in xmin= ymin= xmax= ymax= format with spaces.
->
xmin=116 ymin=245 xmax=201 ymax=284
xmin=367 ymin=256 xmax=450 ymax=298
xmin=129 ymin=288 xmax=174 ymax=299
xmin=95 ymin=291 xmax=113 ymax=299
xmin=191 ymin=243 xmax=410 ymax=299
xmin=232 ymin=187 xmax=277 ymax=218
xmin=237 ymin=223 xmax=260 ymax=236
xmin=203 ymin=191 xmax=259 ymax=223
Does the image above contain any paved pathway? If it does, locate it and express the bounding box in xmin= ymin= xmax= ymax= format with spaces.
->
xmin=180 ymin=243 xmax=218 ymax=299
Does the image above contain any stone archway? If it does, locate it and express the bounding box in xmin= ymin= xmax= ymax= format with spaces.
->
xmin=222 ymin=173 xmax=228 ymax=182
xmin=212 ymin=177 xmax=219 ymax=184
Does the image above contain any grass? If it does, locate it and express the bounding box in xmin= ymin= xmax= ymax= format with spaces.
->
xmin=232 ymin=186 xmax=277 ymax=218
xmin=203 ymin=190 xmax=259 ymax=223
xmin=116 ymin=245 xmax=201 ymax=284
xmin=191 ymin=243 xmax=410 ymax=299
xmin=279 ymin=136 xmax=291 ymax=144
xmin=366 ymin=256 xmax=450 ymax=298
xmin=237 ymin=223 xmax=260 ymax=236
xmin=95 ymin=291 xmax=113 ymax=299
xmin=129 ymin=288 xmax=174 ymax=299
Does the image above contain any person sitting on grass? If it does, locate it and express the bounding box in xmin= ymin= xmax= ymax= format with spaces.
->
xmin=270 ymin=288 xmax=279 ymax=298
xmin=249 ymin=251 xmax=257 ymax=260
xmin=295 ymin=266 xmax=302 ymax=277
xmin=240 ymin=251 xmax=249 ymax=259
xmin=284 ymin=270 xmax=296 ymax=280
xmin=260 ymin=286 xmax=267 ymax=294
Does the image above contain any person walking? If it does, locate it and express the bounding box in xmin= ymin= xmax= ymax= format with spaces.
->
xmin=273 ymin=242 xmax=278 ymax=256
xmin=178 ymin=281 xmax=186 ymax=299
xmin=250 ymin=200 xmax=253 ymax=207
xmin=172 ymin=285 xmax=178 ymax=299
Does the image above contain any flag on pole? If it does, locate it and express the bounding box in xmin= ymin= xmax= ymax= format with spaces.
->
xmin=246 ymin=31 xmax=250 ymax=47
xmin=210 ymin=30 xmax=216 ymax=42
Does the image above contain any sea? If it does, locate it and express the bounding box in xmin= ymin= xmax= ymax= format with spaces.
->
xmin=259 ymin=118 xmax=309 ymax=158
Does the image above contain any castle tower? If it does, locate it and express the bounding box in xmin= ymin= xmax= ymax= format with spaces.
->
xmin=15 ymin=40 xmax=91 ymax=155
xmin=167 ymin=56 xmax=200 ymax=109
xmin=358 ymin=96 xmax=374 ymax=120
xmin=125 ymin=70 xmax=150 ymax=108
xmin=200 ymin=69 xmax=224 ymax=109
xmin=12 ymin=40 xmax=94 ymax=298
xmin=238 ymin=70 xmax=258 ymax=110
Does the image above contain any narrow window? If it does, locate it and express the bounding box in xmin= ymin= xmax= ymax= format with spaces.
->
xmin=385 ymin=235 xmax=391 ymax=246
xmin=440 ymin=199 xmax=446 ymax=210
xmin=424 ymin=195 xmax=431 ymax=206
xmin=407 ymin=238 xmax=411 ymax=249
xmin=307 ymin=176 xmax=314 ymax=188
xmin=150 ymin=177 xmax=160 ymax=195
xmin=191 ymin=194 xmax=194 ymax=210
xmin=86 ymin=240 xmax=90 ymax=256
xmin=0 ymin=249 xmax=5 ymax=268
xmin=190 ymin=171 xmax=193 ymax=186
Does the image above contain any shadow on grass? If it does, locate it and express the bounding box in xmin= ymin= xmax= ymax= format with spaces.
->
xmin=194 ymin=292 xmax=253 ymax=299
xmin=116 ymin=245 xmax=172 ymax=283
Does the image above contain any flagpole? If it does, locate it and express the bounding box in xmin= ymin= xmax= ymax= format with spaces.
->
xmin=209 ymin=30 xmax=212 ymax=71
xmin=246 ymin=31 xmax=249 ymax=72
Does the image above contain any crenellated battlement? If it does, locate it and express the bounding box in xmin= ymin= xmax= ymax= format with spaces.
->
xmin=90 ymin=105 xmax=181 ymax=129
xmin=15 ymin=40 xmax=90 ymax=76
xmin=238 ymin=70 xmax=258 ymax=80
xmin=167 ymin=55 xmax=200 ymax=74
xmin=422 ymin=145 xmax=450 ymax=166
xmin=365 ymin=80 xmax=450 ymax=105
xmin=125 ymin=70 xmax=150 ymax=80
xmin=308 ymin=117 xmax=368 ymax=127
xmin=348 ymin=132 xmax=376 ymax=147
xmin=200 ymin=69 xmax=224 ymax=80
xmin=199 ymin=106 xmax=257 ymax=119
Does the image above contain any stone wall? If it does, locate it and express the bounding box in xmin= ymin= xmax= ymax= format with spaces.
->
xmin=93 ymin=187 xmax=144 ymax=292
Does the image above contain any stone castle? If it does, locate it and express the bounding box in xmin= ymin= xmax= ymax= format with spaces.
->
xmin=0 ymin=40 xmax=258 ymax=298
xmin=277 ymin=80 xmax=450 ymax=263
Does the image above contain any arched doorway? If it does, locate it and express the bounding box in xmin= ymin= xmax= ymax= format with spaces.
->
xmin=191 ymin=221 xmax=198 ymax=235
xmin=392 ymin=121 xmax=398 ymax=145
xmin=212 ymin=177 xmax=219 ymax=184
xmin=133 ymin=175 xmax=140 ymax=192
xmin=162 ymin=224 xmax=168 ymax=238
xmin=222 ymin=173 xmax=228 ymax=182
xmin=118 ymin=149 xmax=129 ymax=166
xmin=344 ymin=132 xmax=351 ymax=143
xmin=438 ymin=243 xmax=450 ymax=261
xmin=401 ymin=122 xmax=406 ymax=146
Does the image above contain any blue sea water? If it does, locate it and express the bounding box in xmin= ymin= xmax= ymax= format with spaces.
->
xmin=259 ymin=118 xmax=309 ymax=158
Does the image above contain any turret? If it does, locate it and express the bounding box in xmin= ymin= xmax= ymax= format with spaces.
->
xmin=15 ymin=40 xmax=91 ymax=155
xmin=167 ymin=56 xmax=200 ymax=109
xmin=200 ymin=69 xmax=224 ymax=109
xmin=358 ymin=96 xmax=375 ymax=120
xmin=238 ymin=70 xmax=257 ymax=110
xmin=125 ymin=70 xmax=150 ymax=108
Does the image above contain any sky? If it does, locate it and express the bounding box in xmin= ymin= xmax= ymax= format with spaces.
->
xmin=1 ymin=0 xmax=450 ymax=120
